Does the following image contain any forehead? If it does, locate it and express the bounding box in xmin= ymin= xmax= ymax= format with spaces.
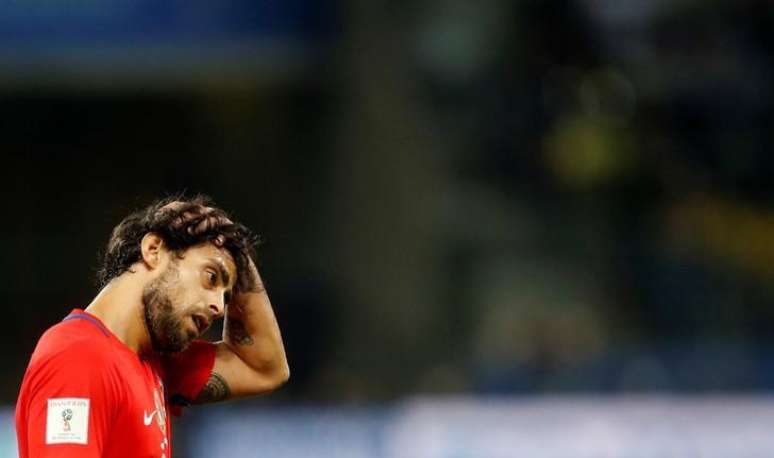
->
xmin=180 ymin=243 xmax=238 ymax=286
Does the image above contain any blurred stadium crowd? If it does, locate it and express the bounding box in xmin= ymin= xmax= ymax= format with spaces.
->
xmin=1 ymin=0 xmax=774 ymax=410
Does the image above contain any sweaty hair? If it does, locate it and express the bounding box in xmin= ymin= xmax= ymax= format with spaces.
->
xmin=97 ymin=195 xmax=259 ymax=291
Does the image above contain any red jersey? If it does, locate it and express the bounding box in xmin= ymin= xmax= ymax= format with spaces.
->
xmin=15 ymin=309 xmax=216 ymax=458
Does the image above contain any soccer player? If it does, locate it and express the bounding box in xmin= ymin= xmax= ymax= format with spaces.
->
xmin=15 ymin=196 xmax=289 ymax=457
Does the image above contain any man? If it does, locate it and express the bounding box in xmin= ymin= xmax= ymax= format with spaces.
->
xmin=15 ymin=196 xmax=289 ymax=457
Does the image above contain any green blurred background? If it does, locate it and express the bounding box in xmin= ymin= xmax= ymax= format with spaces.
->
xmin=2 ymin=0 xmax=774 ymax=455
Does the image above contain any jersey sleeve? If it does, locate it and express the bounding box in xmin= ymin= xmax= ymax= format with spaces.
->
xmin=19 ymin=345 xmax=121 ymax=457
xmin=161 ymin=339 xmax=216 ymax=415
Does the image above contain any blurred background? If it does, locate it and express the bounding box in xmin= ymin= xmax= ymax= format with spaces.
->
xmin=2 ymin=0 xmax=774 ymax=456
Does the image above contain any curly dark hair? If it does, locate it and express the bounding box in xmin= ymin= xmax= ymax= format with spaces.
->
xmin=97 ymin=195 xmax=259 ymax=291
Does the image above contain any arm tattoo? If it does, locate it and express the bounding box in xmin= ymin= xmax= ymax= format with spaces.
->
xmin=195 ymin=372 xmax=231 ymax=403
xmin=227 ymin=317 xmax=255 ymax=346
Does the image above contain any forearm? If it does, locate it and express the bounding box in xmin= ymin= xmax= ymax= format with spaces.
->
xmin=192 ymin=288 xmax=288 ymax=404
xmin=222 ymin=281 xmax=289 ymax=382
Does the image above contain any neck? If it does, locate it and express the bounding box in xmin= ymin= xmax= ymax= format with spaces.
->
xmin=84 ymin=276 xmax=152 ymax=355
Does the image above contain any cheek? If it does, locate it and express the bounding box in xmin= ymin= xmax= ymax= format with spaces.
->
xmin=175 ymin=281 xmax=209 ymax=310
xmin=159 ymin=283 xmax=191 ymax=314
xmin=173 ymin=269 xmax=204 ymax=304
xmin=170 ymin=285 xmax=193 ymax=308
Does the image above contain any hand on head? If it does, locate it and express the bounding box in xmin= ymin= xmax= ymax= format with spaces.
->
xmin=158 ymin=201 xmax=234 ymax=239
xmin=155 ymin=198 xmax=260 ymax=294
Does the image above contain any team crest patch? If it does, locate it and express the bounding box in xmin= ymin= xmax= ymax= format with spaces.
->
xmin=46 ymin=398 xmax=89 ymax=444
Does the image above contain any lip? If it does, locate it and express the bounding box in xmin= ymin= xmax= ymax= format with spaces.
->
xmin=191 ymin=314 xmax=210 ymax=334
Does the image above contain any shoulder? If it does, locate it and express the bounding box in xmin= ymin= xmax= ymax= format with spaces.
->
xmin=28 ymin=319 xmax=116 ymax=375
xmin=19 ymin=320 xmax=127 ymax=408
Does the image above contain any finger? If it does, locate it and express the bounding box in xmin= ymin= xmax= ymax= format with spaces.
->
xmin=193 ymin=217 xmax=212 ymax=234
xmin=175 ymin=210 xmax=202 ymax=229
xmin=160 ymin=201 xmax=186 ymax=212
xmin=201 ymin=207 xmax=233 ymax=226
xmin=191 ymin=214 xmax=232 ymax=235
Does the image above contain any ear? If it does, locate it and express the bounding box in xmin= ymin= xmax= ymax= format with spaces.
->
xmin=140 ymin=233 xmax=165 ymax=270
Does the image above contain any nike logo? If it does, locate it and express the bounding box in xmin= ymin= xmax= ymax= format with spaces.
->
xmin=143 ymin=410 xmax=158 ymax=426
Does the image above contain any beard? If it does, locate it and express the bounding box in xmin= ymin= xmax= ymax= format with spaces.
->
xmin=142 ymin=261 xmax=195 ymax=354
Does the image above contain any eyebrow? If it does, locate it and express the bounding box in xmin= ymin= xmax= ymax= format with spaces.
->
xmin=209 ymin=257 xmax=232 ymax=290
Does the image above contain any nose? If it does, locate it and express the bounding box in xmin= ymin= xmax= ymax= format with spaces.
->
xmin=208 ymin=292 xmax=225 ymax=319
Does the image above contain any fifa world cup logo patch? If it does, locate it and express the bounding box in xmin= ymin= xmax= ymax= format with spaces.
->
xmin=61 ymin=408 xmax=73 ymax=432
xmin=46 ymin=398 xmax=89 ymax=444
